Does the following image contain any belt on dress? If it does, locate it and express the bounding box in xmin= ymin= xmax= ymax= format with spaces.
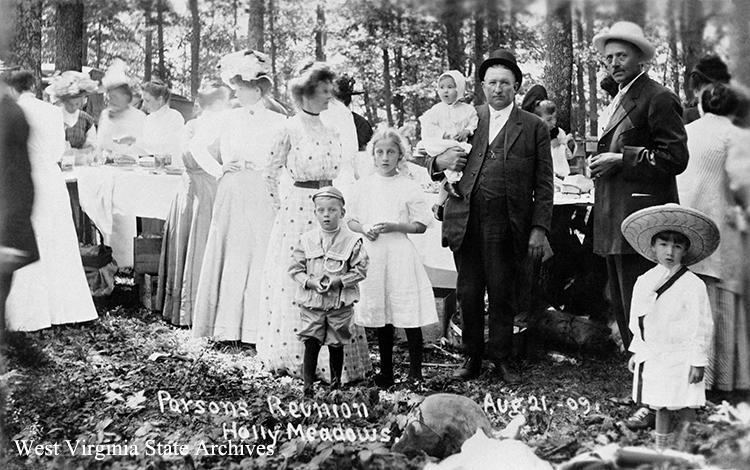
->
xmin=293 ymin=180 xmax=332 ymax=189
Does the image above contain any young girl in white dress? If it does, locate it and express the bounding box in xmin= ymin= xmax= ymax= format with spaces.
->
xmin=347 ymin=128 xmax=438 ymax=387
xmin=621 ymin=204 xmax=717 ymax=449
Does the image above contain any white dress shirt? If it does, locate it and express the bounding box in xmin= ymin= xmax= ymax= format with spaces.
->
xmin=489 ymin=102 xmax=513 ymax=144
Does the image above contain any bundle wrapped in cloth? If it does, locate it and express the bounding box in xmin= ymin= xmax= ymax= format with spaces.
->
xmin=139 ymin=156 xmax=155 ymax=168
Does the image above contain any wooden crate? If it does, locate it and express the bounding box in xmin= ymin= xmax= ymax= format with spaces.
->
xmin=139 ymin=273 xmax=159 ymax=310
xmin=134 ymin=236 xmax=162 ymax=275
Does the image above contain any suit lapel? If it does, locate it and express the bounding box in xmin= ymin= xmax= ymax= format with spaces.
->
xmin=601 ymin=74 xmax=647 ymax=139
xmin=504 ymin=104 xmax=522 ymax=151
xmin=472 ymin=104 xmax=490 ymax=151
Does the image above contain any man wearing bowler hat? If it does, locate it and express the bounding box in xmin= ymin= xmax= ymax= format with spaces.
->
xmin=427 ymin=50 xmax=554 ymax=382
xmin=590 ymin=21 xmax=688 ymax=428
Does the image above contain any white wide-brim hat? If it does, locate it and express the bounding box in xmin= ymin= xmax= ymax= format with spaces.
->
xmin=593 ymin=21 xmax=655 ymax=61
xmin=621 ymin=204 xmax=720 ymax=266
xmin=219 ymin=49 xmax=273 ymax=90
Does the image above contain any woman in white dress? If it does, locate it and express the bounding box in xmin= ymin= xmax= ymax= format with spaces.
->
xmin=677 ymin=83 xmax=750 ymax=392
xmin=97 ymin=60 xmax=145 ymax=158
xmin=4 ymin=71 xmax=98 ymax=331
xmin=191 ymin=50 xmax=285 ymax=342
xmin=258 ymin=63 xmax=371 ymax=384
xmin=138 ymin=79 xmax=185 ymax=164
xmin=157 ymin=83 xmax=231 ymax=326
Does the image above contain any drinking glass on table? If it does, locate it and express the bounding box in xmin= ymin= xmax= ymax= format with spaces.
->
xmin=155 ymin=154 xmax=168 ymax=173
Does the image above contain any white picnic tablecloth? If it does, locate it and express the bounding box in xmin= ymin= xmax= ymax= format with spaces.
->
xmin=65 ymin=165 xmax=182 ymax=268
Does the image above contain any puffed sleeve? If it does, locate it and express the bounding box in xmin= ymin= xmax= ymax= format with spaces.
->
xmin=419 ymin=105 xmax=444 ymax=141
xmin=263 ymin=123 xmax=292 ymax=210
xmin=188 ymin=111 xmax=225 ymax=178
xmin=405 ymin=180 xmax=434 ymax=228
xmin=345 ymin=180 xmax=362 ymax=223
xmin=688 ymin=281 xmax=714 ymax=367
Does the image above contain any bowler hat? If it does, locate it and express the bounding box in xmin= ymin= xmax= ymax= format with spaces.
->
xmin=593 ymin=21 xmax=655 ymax=61
xmin=478 ymin=49 xmax=523 ymax=86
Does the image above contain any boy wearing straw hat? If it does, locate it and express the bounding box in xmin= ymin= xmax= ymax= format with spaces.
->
xmin=621 ymin=203 xmax=718 ymax=449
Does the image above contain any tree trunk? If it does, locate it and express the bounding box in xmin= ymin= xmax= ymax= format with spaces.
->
xmin=680 ymin=0 xmax=706 ymax=102
xmin=315 ymin=2 xmax=326 ymax=62
xmin=442 ymin=0 xmax=464 ymax=73
xmin=55 ymin=0 xmax=84 ymax=72
xmin=584 ymin=0 xmax=597 ymax=137
xmin=382 ymin=47 xmax=393 ymax=127
xmin=189 ymin=0 xmax=200 ymax=98
xmin=394 ymin=12 xmax=404 ymax=127
xmin=157 ymin=0 xmax=166 ymax=81
xmin=248 ymin=0 xmax=265 ymax=51
xmin=144 ymin=11 xmax=152 ymax=82
xmin=485 ymin=0 xmax=502 ymax=50
xmin=363 ymin=87 xmax=376 ymax=126
xmin=473 ymin=6 xmax=485 ymax=104
xmin=544 ymin=0 xmax=573 ymax=132
xmin=10 ymin=0 xmax=43 ymax=96
xmin=574 ymin=6 xmax=585 ymax=137
xmin=615 ymin=0 xmax=646 ymax=26
xmin=731 ymin=0 xmax=750 ymax=87
xmin=269 ymin=0 xmax=278 ymax=96
xmin=667 ymin=0 xmax=680 ymax=96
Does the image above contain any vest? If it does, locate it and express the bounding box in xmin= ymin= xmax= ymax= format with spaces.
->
xmin=473 ymin=123 xmax=508 ymax=201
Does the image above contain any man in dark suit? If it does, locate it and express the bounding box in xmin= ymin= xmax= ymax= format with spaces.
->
xmin=590 ymin=22 xmax=688 ymax=429
xmin=590 ymin=22 xmax=688 ymax=349
xmin=428 ymin=50 xmax=554 ymax=382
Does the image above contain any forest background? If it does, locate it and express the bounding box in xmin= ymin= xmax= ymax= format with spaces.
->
xmin=2 ymin=0 xmax=750 ymax=141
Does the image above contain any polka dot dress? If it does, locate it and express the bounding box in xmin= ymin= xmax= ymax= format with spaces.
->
xmin=258 ymin=114 xmax=372 ymax=384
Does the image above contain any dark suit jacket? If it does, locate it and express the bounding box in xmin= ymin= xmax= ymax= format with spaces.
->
xmin=0 ymin=92 xmax=38 ymax=268
xmin=594 ymin=73 xmax=688 ymax=255
xmin=428 ymin=103 xmax=554 ymax=252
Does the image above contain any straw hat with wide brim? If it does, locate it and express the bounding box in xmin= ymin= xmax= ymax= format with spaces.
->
xmin=621 ymin=204 xmax=720 ymax=266
xmin=593 ymin=21 xmax=655 ymax=61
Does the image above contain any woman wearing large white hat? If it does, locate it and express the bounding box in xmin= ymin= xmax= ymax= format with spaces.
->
xmin=190 ymin=50 xmax=286 ymax=342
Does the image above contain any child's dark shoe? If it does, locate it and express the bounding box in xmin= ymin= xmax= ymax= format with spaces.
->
xmin=445 ymin=181 xmax=462 ymax=199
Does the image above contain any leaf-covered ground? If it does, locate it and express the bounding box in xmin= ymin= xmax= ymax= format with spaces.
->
xmin=1 ymin=274 xmax=749 ymax=470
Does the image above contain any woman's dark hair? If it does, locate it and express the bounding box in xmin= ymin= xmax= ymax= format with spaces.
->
xmin=289 ymin=62 xmax=336 ymax=109
xmin=689 ymin=55 xmax=731 ymax=92
xmin=231 ymin=75 xmax=272 ymax=97
xmin=142 ymin=79 xmax=171 ymax=102
xmin=5 ymin=70 xmax=35 ymax=93
xmin=107 ymin=83 xmax=133 ymax=102
xmin=521 ymin=84 xmax=548 ymax=113
xmin=651 ymin=230 xmax=691 ymax=249
xmin=700 ymin=82 xmax=739 ymax=117
xmin=535 ymin=99 xmax=557 ymax=116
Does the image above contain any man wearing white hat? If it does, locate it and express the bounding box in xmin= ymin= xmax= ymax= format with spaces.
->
xmin=590 ymin=21 xmax=689 ymax=429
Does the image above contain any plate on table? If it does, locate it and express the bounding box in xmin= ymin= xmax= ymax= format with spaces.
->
xmin=164 ymin=166 xmax=184 ymax=175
